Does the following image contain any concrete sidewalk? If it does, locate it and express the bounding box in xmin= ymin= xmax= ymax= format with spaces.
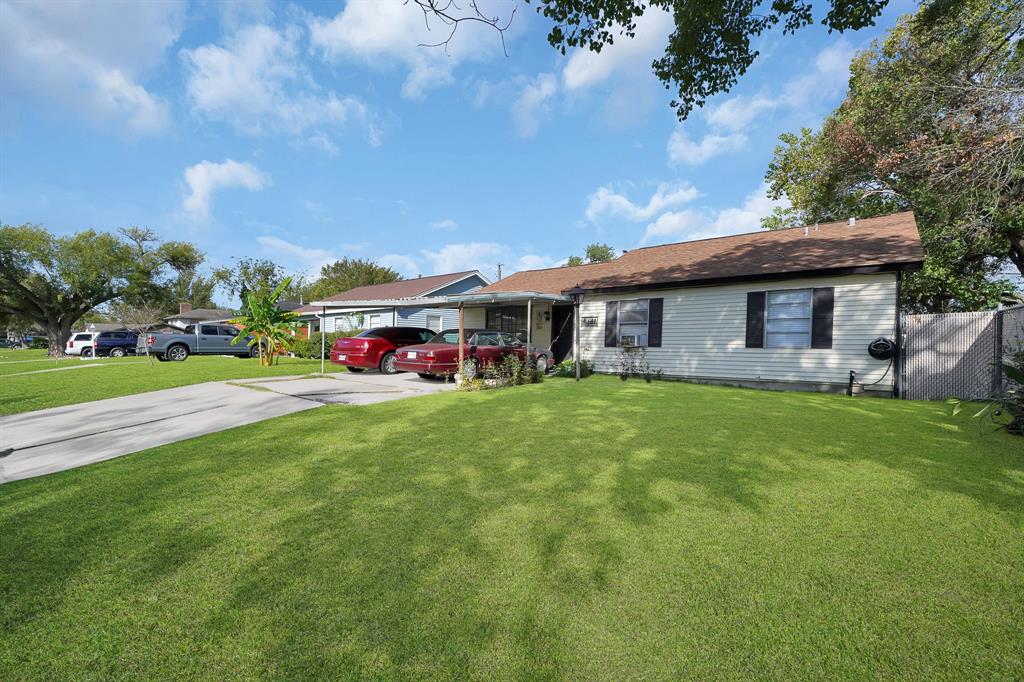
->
xmin=0 ymin=372 xmax=454 ymax=483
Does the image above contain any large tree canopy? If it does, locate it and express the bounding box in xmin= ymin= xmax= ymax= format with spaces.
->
xmin=0 ymin=224 xmax=201 ymax=355
xmin=764 ymin=0 xmax=1024 ymax=312
xmin=416 ymin=0 xmax=963 ymax=120
xmin=566 ymin=243 xmax=617 ymax=266
xmin=305 ymin=258 xmax=401 ymax=301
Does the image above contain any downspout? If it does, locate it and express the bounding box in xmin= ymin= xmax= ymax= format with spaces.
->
xmin=320 ymin=305 xmax=326 ymax=374
xmin=574 ymin=296 xmax=581 ymax=381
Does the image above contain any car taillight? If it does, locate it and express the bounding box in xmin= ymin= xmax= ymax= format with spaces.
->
xmin=146 ymin=335 xmax=155 ymax=346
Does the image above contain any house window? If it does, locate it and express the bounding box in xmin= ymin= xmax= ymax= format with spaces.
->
xmin=765 ymin=289 xmax=812 ymax=348
xmin=426 ymin=314 xmax=442 ymax=332
xmin=367 ymin=314 xmax=381 ymax=328
xmin=618 ymin=300 xmax=650 ymax=346
xmin=486 ymin=306 xmax=527 ymax=339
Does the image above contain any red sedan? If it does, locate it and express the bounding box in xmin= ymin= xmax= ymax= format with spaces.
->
xmin=330 ymin=327 xmax=435 ymax=374
xmin=393 ymin=328 xmax=551 ymax=379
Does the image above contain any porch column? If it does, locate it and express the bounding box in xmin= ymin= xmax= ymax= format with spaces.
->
xmin=458 ymin=303 xmax=465 ymax=376
xmin=320 ymin=305 xmax=326 ymax=374
xmin=526 ymin=297 xmax=532 ymax=370
xmin=393 ymin=306 xmax=397 ymax=326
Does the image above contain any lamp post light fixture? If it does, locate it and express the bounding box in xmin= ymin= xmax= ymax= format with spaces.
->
xmin=566 ymin=285 xmax=585 ymax=382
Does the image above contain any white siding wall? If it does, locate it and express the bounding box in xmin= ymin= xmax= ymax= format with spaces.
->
xmin=578 ymin=273 xmax=898 ymax=389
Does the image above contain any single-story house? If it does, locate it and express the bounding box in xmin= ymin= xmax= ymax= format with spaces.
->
xmin=454 ymin=212 xmax=925 ymax=395
xmin=293 ymin=270 xmax=490 ymax=335
xmin=313 ymin=212 xmax=925 ymax=395
xmin=164 ymin=303 xmax=237 ymax=330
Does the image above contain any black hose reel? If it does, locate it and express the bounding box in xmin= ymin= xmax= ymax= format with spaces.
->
xmin=868 ymin=337 xmax=896 ymax=361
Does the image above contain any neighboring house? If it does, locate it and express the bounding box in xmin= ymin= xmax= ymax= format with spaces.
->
xmin=164 ymin=303 xmax=237 ymax=330
xmin=295 ymin=271 xmax=490 ymax=335
xmin=452 ymin=212 xmax=924 ymax=395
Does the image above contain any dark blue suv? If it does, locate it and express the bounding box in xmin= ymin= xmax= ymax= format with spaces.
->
xmin=94 ymin=330 xmax=138 ymax=357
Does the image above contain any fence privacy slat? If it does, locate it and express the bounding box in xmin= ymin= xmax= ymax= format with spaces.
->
xmin=901 ymin=311 xmax=1000 ymax=400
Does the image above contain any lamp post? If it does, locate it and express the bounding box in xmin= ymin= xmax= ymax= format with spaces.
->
xmin=566 ymin=286 xmax=585 ymax=382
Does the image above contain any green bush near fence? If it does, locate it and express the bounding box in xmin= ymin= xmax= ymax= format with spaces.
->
xmin=289 ymin=330 xmax=366 ymax=359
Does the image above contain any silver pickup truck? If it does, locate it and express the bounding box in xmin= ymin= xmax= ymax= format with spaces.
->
xmin=137 ymin=324 xmax=259 ymax=361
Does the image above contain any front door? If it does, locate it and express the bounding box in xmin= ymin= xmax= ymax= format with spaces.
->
xmin=550 ymin=306 xmax=574 ymax=363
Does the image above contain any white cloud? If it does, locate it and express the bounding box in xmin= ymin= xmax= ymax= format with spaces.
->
xmin=255 ymin=235 xmax=335 ymax=272
xmin=182 ymin=159 xmax=268 ymax=219
xmin=701 ymin=40 xmax=855 ymax=133
xmin=0 ymin=0 xmax=184 ymax=135
xmin=585 ymin=182 xmax=700 ymax=223
xmin=511 ymin=73 xmax=557 ymax=137
xmin=562 ymin=9 xmax=673 ymax=92
xmin=431 ymin=219 xmax=459 ymax=232
xmin=666 ymin=129 xmax=747 ymax=165
xmin=376 ymin=242 xmax=561 ymax=278
xmin=640 ymin=182 xmax=788 ymax=244
xmin=309 ymin=1 xmax=515 ymax=99
xmin=705 ymin=95 xmax=775 ymax=131
xmin=182 ymin=24 xmax=378 ymax=149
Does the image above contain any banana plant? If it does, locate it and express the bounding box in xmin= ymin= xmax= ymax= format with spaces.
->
xmin=229 ymin=277 xmax=299 ymax=367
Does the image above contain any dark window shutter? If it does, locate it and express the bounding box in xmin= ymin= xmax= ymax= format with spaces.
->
xmin=604 ymin=301 xmax=618 ymax=347
xmin=811 ymin=287 xmax=834 ymax=349
xmin=647 ymin=298 xmax=663 ymax=347
xmin=745 ymin=292 xmax=766 ymax=348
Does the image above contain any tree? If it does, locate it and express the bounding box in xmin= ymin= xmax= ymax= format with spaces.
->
xmin=229 ymin=278 xmax=300 ymax=367
xmin=305 ymin=258 xmax=401 ymax=301
xmin=566 ymin=242 xmax=617 ymax=266
xmin=413 ymin=0 xmax=965 ymax=121
xmin=109 ymin=300 xmax=168 ymax=365
xmin=0 ymin=224 xmax=194 ymax=356
xmin=213 ymin=258 xmax=287 ymax=309
xmin=764 ymin=0 xmax=1024 ymax=312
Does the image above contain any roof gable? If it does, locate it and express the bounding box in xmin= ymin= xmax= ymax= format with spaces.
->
xmin=481 ymin=212 xmax=924 ymax=295
xmin=294 ymin=270 xmax=488 ymax=313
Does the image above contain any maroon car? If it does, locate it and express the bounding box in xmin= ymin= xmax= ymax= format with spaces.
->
xmin=393 ymin=328 xmax=551 ymax=379
xmin=330 ymin=327 xmax=435 ymax=374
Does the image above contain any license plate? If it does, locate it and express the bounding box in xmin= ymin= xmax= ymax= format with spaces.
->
xmin=337 ymin=354 xmax=346 ymax=361
xmin=407 ymin=351 xmax=417 ymax=359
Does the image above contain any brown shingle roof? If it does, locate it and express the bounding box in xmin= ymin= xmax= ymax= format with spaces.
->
xmin=481 ymin=212 xmax=924 ymax=295
xmin=294 ymin=270 xmax=479 ymax=313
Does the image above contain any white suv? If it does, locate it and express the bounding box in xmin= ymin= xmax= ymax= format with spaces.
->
xmin=66 ymin=332 xmax=97 ymax=357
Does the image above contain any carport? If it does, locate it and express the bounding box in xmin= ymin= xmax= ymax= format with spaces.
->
xmin=307 ymin=291 xmax=577 ymax=375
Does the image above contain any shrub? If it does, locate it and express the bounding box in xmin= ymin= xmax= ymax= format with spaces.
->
xmin=458 ymin=353 xmax=543 ymax=391
xmin=553 ymin=358 xmax=593 ymax=378
xmin=617 ymin=347 xmax=663 ymax=382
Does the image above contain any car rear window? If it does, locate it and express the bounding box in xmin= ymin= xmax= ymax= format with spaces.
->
xmin=74 ymin=333 xmax=91 ymax=341
xmin=355 ymin=329 xmax=385 ymax=338
xmin=428 ymin=330 xmax=472 ymax=344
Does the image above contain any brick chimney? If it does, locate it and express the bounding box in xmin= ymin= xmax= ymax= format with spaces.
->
xmin=179 ymin=302 xmax=193 ymax=315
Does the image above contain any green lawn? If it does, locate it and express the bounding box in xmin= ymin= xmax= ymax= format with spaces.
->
xmin=1 ymin=377 xmax=1021 ymax=679
xmin=0 ymin=353 xmax=343 ymax=415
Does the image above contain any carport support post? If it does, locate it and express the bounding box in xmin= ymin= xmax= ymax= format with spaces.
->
xmin=458 ymin=303 xmax=465 ymax=378
xmin=320 ymin=305 xmax=326 ymax=374
xmin=526 ymin=297 xmax=532 ymax=370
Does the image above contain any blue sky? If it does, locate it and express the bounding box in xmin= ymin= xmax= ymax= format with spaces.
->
xmin=0 ymin=0 xmax=916 ymax=304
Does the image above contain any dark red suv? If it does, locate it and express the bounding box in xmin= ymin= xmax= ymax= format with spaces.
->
xmin=330 ymin=327 xmax=436 ymax=374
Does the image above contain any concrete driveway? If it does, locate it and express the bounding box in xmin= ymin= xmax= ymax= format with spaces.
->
xmin=0 ymin=372 xmax=453 ymax=483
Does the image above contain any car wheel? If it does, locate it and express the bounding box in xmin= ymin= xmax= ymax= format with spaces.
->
xmin=347 ymin=367 xmax=365 ymax=373
xmin=167 ymin=344 xmax=189 ymax=361
xmin=250 ymin=345 xmax=261 ymax=358
xmin=109 ymin=347 xmax=126 ymax=358
xmin=535 ymin=355 xmax=548 ymax=374
xmin=379 ymin=352 xmax=398 ymax=374
xmin=81 ymin=348 xmax=93 ymax=358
